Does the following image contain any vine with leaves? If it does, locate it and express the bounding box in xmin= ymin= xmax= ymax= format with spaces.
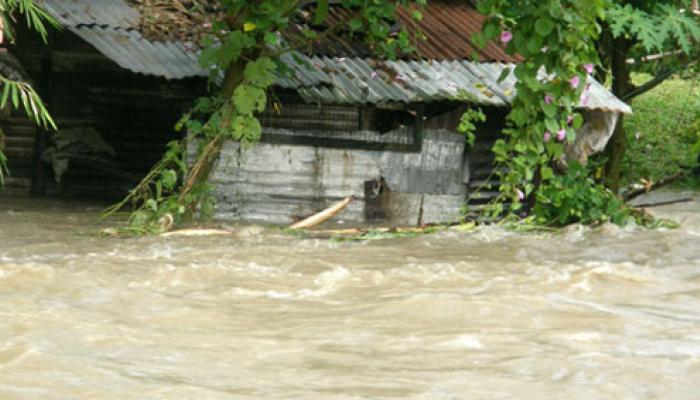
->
xmin=472 ymin=0 xmax=643 ymax=226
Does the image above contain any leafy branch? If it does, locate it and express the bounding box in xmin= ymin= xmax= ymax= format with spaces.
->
xmin=0 ymin=0 xmax=58 ymax=186
xmin=0 ymin=0 xmax=60 ymax=42
xmin=0 ymin=77 xmax=56 ymax=184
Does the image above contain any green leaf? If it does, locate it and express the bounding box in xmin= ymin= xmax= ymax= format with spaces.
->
xmin=314 ymin=0 xmax=329 ymax=25
xmin=161 ymin=169 xmax=178 ymax=190
xmin=497 ymin=67 xmax=512 ymax=84
xmin=545 ymin=118 xmax=559 ymax=133
xmin=230 ymin=115 xmax=262 ymax=142
xmin=348 ymin=18 xmax=362 ymax=31
xmin=535 ymin=18 xmax=555 ymax=36
xmin=199 ymin=31 xmax=255 ymax=69
xmin=541 ymin=166 xmax=554 ymax=181
xmin=244 ymin=57 xmax=277 ymax=88
xmin=145 ymin=199 xmax=158 ymax=212
xmin=264 ymin=32 xmax=279 ymax=47
xmin=233 ymin=85 xmax=267 ymax=115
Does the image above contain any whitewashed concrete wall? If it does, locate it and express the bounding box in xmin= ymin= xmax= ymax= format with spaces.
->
xmin=207 ymin=129 xmax=467 ymax=225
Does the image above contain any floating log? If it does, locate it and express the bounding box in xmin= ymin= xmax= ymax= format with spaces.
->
xmin=623 ymin=172 xmax=687 ymax=202
xmin=289 ymin=196 xmax=354 ymax=229
xmin=633 ymin=197 xmax=694 ymax=208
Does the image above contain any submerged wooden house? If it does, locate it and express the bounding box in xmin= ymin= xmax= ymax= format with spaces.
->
xmin=4 ymin=0 xmax=631 ymax=225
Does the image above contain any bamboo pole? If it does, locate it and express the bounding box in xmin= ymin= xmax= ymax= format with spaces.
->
xmin=289 ymin=196 xmax=354 ymax=229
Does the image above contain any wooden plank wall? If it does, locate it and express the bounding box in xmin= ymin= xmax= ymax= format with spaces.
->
xmin=423 ymin=104 xmax=508 ymax=209
xmin=2 ymin=109 xmax=37 ymax=191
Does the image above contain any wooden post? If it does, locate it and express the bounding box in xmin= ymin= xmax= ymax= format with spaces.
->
xmin=413 ymin=103 xmax=425 ymax=152
xmin=30 ymin=40 xmax=52 ymax=196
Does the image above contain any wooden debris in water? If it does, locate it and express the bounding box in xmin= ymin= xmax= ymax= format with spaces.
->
xmin=289 ymin=196 xmax=354 ymax=229
xmin=633 ymin=197 xmax=694 ymax=208
xmin=622 ymin=171 xmax=687 ymax=202
xmin=160 ymin=228 xmax=234 ymax=237
xmin=298 ymin=222 xmax=476 ymax=240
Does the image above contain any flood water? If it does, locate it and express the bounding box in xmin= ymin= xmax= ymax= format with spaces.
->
xmin=1 ymin=193 xmax=700 ymax=399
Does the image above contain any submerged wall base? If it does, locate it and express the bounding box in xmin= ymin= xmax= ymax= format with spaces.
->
xmin=207 ymin=130 xmax=467 ymax=226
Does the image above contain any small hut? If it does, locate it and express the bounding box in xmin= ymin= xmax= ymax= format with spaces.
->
xmin=4 ymin=0 xmax=631 ymax=225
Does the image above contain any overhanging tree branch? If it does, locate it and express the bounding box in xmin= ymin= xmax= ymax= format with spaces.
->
xmin=621 ymin=67 xmax=677 ymax=102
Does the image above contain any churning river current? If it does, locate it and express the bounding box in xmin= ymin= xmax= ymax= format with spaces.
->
xmin=1 ymin=192 xmax=700 ymax=399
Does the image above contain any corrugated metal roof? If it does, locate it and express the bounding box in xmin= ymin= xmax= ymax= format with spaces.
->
xmin=42 ymin=0 xmax=206 ymax=80
xmin=278 ymin=55 xmax=633 ymax=114
xmin=40 ymin=0 xmax=631 ymax=114
xmin=41 ymin=0 xmax=139 ymax=28
xmin=71 ymin=26 xmax=205 ymax=79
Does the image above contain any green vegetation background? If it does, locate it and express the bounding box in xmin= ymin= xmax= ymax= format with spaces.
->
xmin=621 ymin=74 xmax=700 ymax=187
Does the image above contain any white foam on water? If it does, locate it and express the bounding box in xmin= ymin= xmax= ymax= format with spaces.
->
xmin=440 ymin=335 xmax=484 ymax=350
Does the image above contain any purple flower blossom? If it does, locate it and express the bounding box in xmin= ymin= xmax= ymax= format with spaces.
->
xmin=370 ymin=71 xmax=379 ymax=79
xmin=543 ymin=131 xmax=552 ymax=143
xmin=580 ymin=91 xmax=589 ymax=106
xmin=567 ymin=115 xmax=574 ymax=125
xmin=500 ymin=31 xmax=513 ymax=44
xmin=556 ymin=129 xmax=567 ymax=142
xmin=516 ymin=189 xmax=525 ymax=201
xmin=544 ymin=95 xmax=553 ymax=105
xmin=569 ymin=75 xmax=581 ymax=89
xmin=583 ymin=63 xmax=595 ymax=74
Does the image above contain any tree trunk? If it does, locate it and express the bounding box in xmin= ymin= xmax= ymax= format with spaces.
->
xmin=178 ymin=58 xmax=248 ymax=204
xmin=603 ymin=35 xmax=631 ymax=193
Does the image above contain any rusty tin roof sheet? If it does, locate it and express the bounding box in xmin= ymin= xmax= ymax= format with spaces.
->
xmin=319 ymin=0 xmax=519 ymax=63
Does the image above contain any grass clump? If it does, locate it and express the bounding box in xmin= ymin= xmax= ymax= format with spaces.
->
xmin=621 ymin=74 xmax=700 ymax=188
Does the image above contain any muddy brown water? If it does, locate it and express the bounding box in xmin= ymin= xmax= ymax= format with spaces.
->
xmin=1 ymin=192 xmax=700 ymax=399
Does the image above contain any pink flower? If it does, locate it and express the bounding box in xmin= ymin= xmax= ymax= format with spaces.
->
xmin=556 ymin=129 xmax=567 ymax=142
xmin=516 ymin=189 xmax=525 ymax=201
xmin=583 ymin=63 xmax=595 ymax=74
xmin=500 ymin=31 xmax=513 ymax=44
xmin=567 ymin=115 xmax=574 ymax=125
xmin=543 ymin=131 xmax=552 ymax=142
xmin=569 ymin=75 xmax=581 ymax=89
xmin=370 ymin=71 xmax=379 ymax=79
xmin=544 ymin=95 xmax=553 ymax=105
xmin=580 ymin=91 xmax=589 ymax=106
